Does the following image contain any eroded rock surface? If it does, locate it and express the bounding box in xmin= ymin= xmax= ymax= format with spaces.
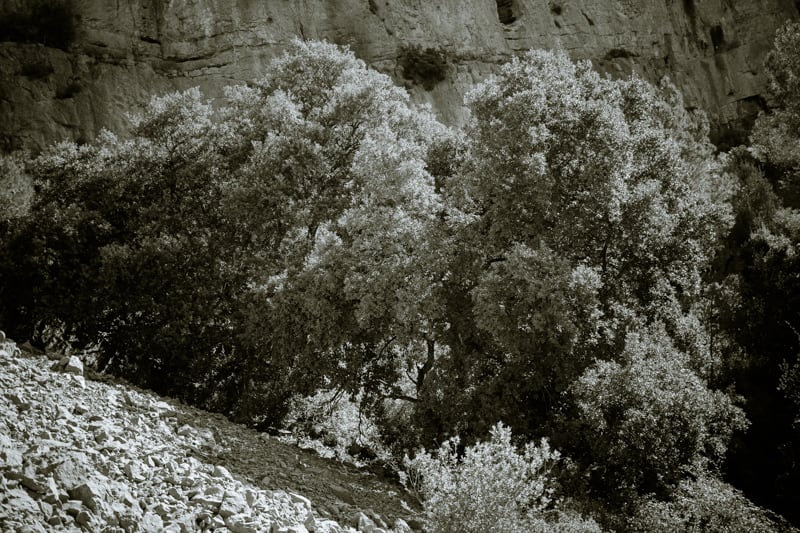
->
xmin=0 ymin=334 xmax=421 ymax=532
xmin=0 ymin=0 xmax=797 ymax=153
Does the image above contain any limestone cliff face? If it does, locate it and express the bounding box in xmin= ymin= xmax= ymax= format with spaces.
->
xmin=1 ymin=0 xmax=797 ymax=152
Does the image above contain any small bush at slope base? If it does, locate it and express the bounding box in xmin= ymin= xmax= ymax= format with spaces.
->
xmin=404 ymin=422 xmax=600 ymax=533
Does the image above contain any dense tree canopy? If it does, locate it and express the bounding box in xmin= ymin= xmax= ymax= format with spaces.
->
xmin=711 ymin=21 xmax=800 ymax=525
xmin=2 ymin=34 xmax=797 ymax=531
xmin=751 ymin=21 xmax=800 ymax=205
xmin=415 ymin=51 xmax=739 ymax=459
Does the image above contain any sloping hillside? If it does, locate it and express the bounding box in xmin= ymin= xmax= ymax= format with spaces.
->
xmin=0 ymin=334 xmax=421 ymax=532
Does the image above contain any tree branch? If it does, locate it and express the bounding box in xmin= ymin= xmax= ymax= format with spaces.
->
xmin=415 ymin=339 xmax=436 ymax=396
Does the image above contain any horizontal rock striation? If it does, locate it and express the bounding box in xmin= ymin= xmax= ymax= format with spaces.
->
xmin=0 ymin=0 xmax=797 ymax=152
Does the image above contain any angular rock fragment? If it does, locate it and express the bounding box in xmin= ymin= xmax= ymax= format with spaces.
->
xmin=356 ymin=512 xmax=377 ymax=533
xmin=42 ymin=476 xmax=60 ymax=504
xmin=94 ymin=427 xmax=112 ymax=443
xmin=63 ymin=499 xmax=84 ymax=517
xmin=21 ymin=472 xmax=46 ymax=493
xmin=304 ymin=512 xmax=317 ymax=531
xmin=154 ymin=400 xmax=177 ymax=418
xmin=52 ymin=453 xmax=91 ymax=489
xmin=226 ymin=513 xmax=262 ymax=533
xmin=0 ymin=445 xmax=23 ymax=467
xmin=141 ymin=510 xmax=164 ymax=530
xmin=56 ymin=405 xmax=73 ymax=420
xmin=290 ymin=492 xmax=312 ymax=510
xmin=393 ymin=518 xmax=413 ymax=532
xmin=329 ymin=484 xmax=356 ymax=505
xmin=244 ymin=488 xmax=258 ymax=507
xmin=63 ymin=356 xmax=84 ymax=375
xmin=6 ymin=487 xmax=40 ymax=513
xmin=68 ymin=479 xmax=107 ymax=511
xmin=75 ymin=509 xmax=94 ymax=526
xmin=219 ymin=490 xmax=247 ymax=518
xmin=7 ymin=392 xmax=28 ymax=408
xmin=153 ymin=502 xmax=171 ymax=518
xmin=124 ymin=461 xmax=146 ymax=482
xmin=212 ymin=464 xmax=233 ymax=480
xmin=316 ymin=519 xmax=343 ymax=532
xmin=111 ymin=501 xmax=140 ymax=530
xmin=38 ymin=500 xmax=53 ymax=518
xmin=192 ymin=485 xmax=224 ymax=509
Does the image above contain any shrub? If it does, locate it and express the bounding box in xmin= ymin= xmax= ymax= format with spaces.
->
xmin=399 ymin=45 xmax=448 ymax=90
xmin=283 ymin=389 xmax=390 ymax=464
xmin=628 ymin=475 xmax=793 ymax=532
xmin=404 ymin=422 xmax=560 ymax=533
xmin=565 ymin=328 xmax=748 ymax=506
xmin=0 ymin=154 xmax=34 ymax=223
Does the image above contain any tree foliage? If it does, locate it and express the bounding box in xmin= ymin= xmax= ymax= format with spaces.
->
xmin=751 ymin=21 xmax=800 ymax=205
xmin=0 ymin=154 xmax=33 ymax=223
xmin=567 ymin=328 xmax=746 ymax=505
xmin=222 ymin=40 xmax=448 ymax=425
xmin=0 ymin=87 xmax=247 ymax=403
xmin=710 ymin=22 xmax=800 ymax=525
xmin=415 ymin=51 xmax=738 ymax=468
xmin=405 ymin=423 xmax=600 ymax=533
xmin=0 ymin=38 xmax=770 ymax=527
xmin=628 ymin=474 xmax=793 ymax=533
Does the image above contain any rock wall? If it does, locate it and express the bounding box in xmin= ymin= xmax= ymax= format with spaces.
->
xmin=0 ymin=0 xmax=798 ymax=152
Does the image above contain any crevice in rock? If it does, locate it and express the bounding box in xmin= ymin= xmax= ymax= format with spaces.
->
xmin=605 ymin=48 xmax=638 ymax=60
xmin=710 ymin=95 xmax=767 ymax=150
xmin=496 ymin=0 xmax=517 ymax=25
xmin=710 ymin=25 xmax=725 ymax=50
xmin=683 ymin=0 xmax=696 ymax=18
xmin=582 ymin=11 xmax=595 ymax=26
xmin=399 ymin=45 xmax=448 ymax=90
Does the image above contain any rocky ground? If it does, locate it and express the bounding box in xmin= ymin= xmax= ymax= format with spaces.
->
xmin=0 ymin=333 xmax=423 ymax=532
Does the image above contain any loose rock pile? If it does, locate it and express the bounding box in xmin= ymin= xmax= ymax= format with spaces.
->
xmin=0 ymin=334 xmax=419 ymax=532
